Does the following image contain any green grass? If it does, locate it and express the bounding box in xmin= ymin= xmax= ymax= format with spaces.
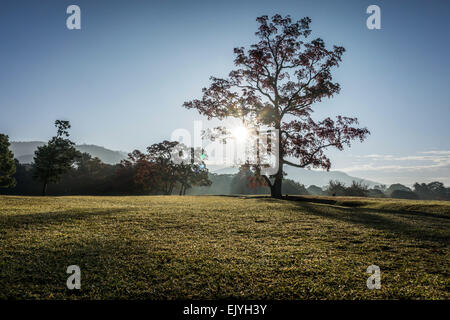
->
xmin=0 ymin=195 xmax=449 ymax=299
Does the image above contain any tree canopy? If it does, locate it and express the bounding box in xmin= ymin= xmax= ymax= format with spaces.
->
xmin=33 ymin=120 xmax=81 ymax=195
xmin=183 ymin=14 xmax=369 ymax=198
xmin=120 ymin=141 xmax=211 ymax=195
xmin=0 ymin=134 xmax=16 ymax=188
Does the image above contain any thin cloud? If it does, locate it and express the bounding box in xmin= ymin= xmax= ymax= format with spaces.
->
xmin=338 ymin=150 xmax=450 ymax=174
xmin=419 ymin=150 xmax=450 ymax=155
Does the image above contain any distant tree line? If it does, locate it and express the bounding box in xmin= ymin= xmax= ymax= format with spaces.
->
xmin=306 ymin=180 xmax=450 ymax=201
xmin=0 ymin=121 xmax=211 ymax=196
xmin=0 ymin=121 xmax=448 ymax=200
xmin=1 ymin=155 xmax=308 ymax=197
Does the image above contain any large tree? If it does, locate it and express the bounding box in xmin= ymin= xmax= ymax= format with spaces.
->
xmin=33 ymin=120 xmax=81 ymax=195
xmin=183 ymin=14 xmax=369 ymax=198
xmin=0 ymin=134 xmax=16 ymax=188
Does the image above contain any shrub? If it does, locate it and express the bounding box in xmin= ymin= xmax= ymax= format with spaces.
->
xmin=346 ymin=181 xmax=369 ymax=197
xmin=391 ymin=189 xmax=419 ymax=200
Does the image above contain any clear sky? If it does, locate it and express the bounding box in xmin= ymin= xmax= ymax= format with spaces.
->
xmin=0 ymin=0 xmax=449 ymax=186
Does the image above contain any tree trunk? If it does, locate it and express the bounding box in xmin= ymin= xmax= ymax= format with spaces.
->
xmin=270 ymin=125 xmax=283 ymax=199
xmin=270 ymin=164 xmax=283 ymax=199
xmin=168 ymin=182 xmax=174 ymax=195
xmin=42 ymin=181 xmax=47 ymax=196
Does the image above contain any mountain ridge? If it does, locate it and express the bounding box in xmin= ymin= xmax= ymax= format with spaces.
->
xmin=209 ymin=165 xmax=380 ymax=188
xmin=10 ymin=141 xmax=128 ymax=165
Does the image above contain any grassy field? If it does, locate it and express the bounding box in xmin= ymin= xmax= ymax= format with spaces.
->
xmin=0 ymin=195 xmax=449 ymax=299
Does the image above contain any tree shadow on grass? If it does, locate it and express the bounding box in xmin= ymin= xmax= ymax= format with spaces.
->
xmin=0 ymin=237 xmax=233 ymax=299
xmin=285 ymin=201 xmax=450 ymax=246
xmin=0 ymin=238 xmax=149 ymax=299
xmin=291 ymin=196 xmax=449 ymax=219
xmin=0 ymin=208 xmax=128 ymax=230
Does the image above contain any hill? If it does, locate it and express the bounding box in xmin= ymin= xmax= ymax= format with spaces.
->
xmin=283 ymin=165 xmax=380 ymax=188
xmin=210 ymin=165 xmax=380 ymax=188
xmin=0 ymin=195 xmax=448 ymax=299
xmin=10 ymin=141 xmax=128 ymax=165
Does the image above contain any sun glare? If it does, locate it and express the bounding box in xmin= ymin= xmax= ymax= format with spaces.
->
xmin=231 ymin=126 xmax=249 ymax=142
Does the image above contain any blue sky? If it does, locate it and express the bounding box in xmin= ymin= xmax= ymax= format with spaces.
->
xmin=0 ymin=0 xmax=449 ymax=185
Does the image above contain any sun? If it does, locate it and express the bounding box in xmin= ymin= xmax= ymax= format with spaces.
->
xmin=231 ymin=125 xmax=249 ymax=142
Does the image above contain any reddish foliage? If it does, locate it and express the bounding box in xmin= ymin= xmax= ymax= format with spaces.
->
xmin=183 ymin=14 xmax=370 ymax=195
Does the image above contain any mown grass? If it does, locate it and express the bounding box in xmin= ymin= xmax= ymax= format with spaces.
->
xmin=0 ymin=195 xmax=448 ymax=299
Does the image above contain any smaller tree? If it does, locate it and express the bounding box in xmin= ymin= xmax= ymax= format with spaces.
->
xmin=33 ymin=120 xmax=81 ymax=195
xmin=125 ymin=149 xmax=158 ymax=194
xmin=385 ymin=183 xmax=411 ymax=197
xmin=147 ymin=141 xmax=181 ymax=195
xmin=177 ymin=163 xmax=212 ymax=195
xmin=171 ymin=143 xmax=212 ymax=195
xmin=281 ymin=179 xmax=309 ymax=195
xmin=391 ymin=189 xmax=419 ymax=200
xmin=231 ymin=163 xmax=269 ymax=195
xmin=414 ymin=181 xmax=448 ymax=200
xmin=326 ymin=180 xmax=346 ymax=196
xmin=373 ymin=184 xmax=387 ymax=192
xmin=368 ymin=188 xmax=385 ymax=198
xmin=0 ymin=134 xmax=16 ymax=188
xmin=307 ymin=185 xmax=324 ymax=195
xmin=126 ymin=141 xmax=212 ymax=195
xmin=345 ymin=181 xmax=369 ymax=197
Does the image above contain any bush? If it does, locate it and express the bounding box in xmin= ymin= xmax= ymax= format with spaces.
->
xmin=386 ymin=183 xmax=411 ymax=197
xmin=368 ymin=188 xmax=386 ymax=198
xmin=413 ymin=181 xmax=449 ymax=201
xmin=391 ymin=189 xmax=419 ymax=200
xmin=307 ymin=185 xmax=324 ymax=195
xmin=345 ymin=181 xmax=369 ymax=197
xmin=326 ymin=180 xmax=368 ymax=197
xmin=282 ymin=179 xmax=309 ymax=195
xmin=326 ymin=180 xmax=347 ymax=196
